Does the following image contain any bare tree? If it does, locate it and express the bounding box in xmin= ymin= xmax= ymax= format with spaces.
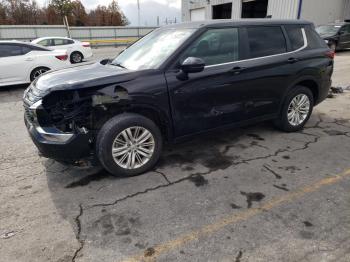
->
xmin=0 ymin=0 xmax=130 ymax=26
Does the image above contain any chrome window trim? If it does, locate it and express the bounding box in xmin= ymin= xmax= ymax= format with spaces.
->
xmin=205 ymin=28 xmax=308 ymax=69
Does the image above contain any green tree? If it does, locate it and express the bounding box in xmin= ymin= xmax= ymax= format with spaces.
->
xmin=71 ymin=0 xmax=87 ymax=26
xmin=50 ymin=0 xmax=73 ymax=17
xmin=49 ymin=0 xmax=74 ymax=36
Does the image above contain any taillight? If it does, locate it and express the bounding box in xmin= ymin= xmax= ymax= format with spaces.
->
xmin=55 ymin=55 xmax=68 ymax=61
xmin=325 ymin=50 xmax=335 ymax=59
xmin=82 ymin=42 xmax=90 ymax=47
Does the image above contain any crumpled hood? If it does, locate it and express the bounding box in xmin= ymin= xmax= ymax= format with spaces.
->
xmin=35 ymin=62 xmax=137 ymax=93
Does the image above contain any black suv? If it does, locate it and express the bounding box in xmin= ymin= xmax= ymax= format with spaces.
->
xmin=24 ymin=20 xmax=333 ymax=176
xmin=316 ymin=21 xmax=350 ymax=51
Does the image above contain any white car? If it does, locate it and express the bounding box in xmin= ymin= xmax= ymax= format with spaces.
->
xmin=32 ymin=37 xmax=93 ymax=64
xmin=0 ymin=41 xmax=71 ymax=87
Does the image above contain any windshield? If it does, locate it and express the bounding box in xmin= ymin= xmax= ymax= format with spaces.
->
xmin=111 ymin=28 xmax=195 ymax=70
xmin=316 ymin=25 xmax=341 ymax=36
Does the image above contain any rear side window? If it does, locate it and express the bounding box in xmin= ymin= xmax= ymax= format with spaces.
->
xmin=305 ymin=25 xmax=327 ymax=49
xmin=246 ymin=26 xmax=287 ymax=58
xmin=182 ymin=27 xmax=239 ymax=66
xmin=285 ymin=25 xmax=304 ymax=50
xmin=0 ymin=44 xmax=23 ymax=57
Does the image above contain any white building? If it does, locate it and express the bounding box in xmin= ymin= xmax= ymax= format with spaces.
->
xmin=182 ymin=0 xmax=350 ymax=25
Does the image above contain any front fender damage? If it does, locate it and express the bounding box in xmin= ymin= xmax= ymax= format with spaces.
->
xmin=40 ymin=85 xmax=131 ymax=135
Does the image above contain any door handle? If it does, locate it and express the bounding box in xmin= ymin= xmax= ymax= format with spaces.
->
xmin=229 ymin=66 xmax=247 ymax=75
xmin=25 ymin=57 xmax=34 ymax=61
xmin=288 ymin=57 xmax=299 ymax=64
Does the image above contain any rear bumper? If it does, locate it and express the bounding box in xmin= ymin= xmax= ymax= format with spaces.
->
xmin=83 ymin=48 xmax=93 ymax=59
xmin=316 ymin=78 xmax=332 ymax=105
xmin=24 ymin=114 xmax=93 ymax=163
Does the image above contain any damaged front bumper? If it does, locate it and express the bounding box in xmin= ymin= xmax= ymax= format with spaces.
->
xmin=24 ymin=100 xmax=93 ymax=163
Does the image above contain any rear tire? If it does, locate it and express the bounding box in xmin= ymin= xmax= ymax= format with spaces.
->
xmin=96 ymin=113 xmax=163 ymax=177
xmin=274 ymin=86 xmax=314 ymax=132
xmin=70 ymin=51 xmax=83 ymax=63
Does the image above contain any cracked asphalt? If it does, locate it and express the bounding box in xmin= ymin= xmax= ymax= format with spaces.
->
xmin=1 ymin=49 xmax=350 ymax=262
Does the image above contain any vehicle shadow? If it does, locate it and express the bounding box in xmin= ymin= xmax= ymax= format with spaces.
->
xmin=43 ymin=120 xmax=270 ymax=230
xmin=335 ymin=49 xmax=350 ymax=56
xmin=43 ymin=110 xmax=350 ymax=248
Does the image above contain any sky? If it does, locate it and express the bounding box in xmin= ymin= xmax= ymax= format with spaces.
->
xmin=38 ymin=0 xmax=182 ymax=26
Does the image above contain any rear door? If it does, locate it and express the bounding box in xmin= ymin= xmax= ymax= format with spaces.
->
xmin=236 ymin=25 xmax=301 ymax=119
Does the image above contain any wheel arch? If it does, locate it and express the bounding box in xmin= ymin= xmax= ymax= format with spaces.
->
xmin=29 ymin=66 xmax=51 ymax=82
xmin=70 ymin=50 xmax=84 ymax=61
xmin=127 ymin=105 xmax=173 ymax=141
xmin=284 ymin=76 xmax=320 ymax=104
xmin=94 ymin=104 xmax=173 ymax=142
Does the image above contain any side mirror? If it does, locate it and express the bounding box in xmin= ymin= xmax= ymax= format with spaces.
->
xmin=339 ymin=31 xmax=345 ymax=35
xmin=180 ymin=57 xmax=205 ymax=74
xmin=100 ymin=58 xmax=112 ymax=65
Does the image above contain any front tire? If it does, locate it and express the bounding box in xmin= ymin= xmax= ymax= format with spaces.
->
xmin=96 ymin=113 xmax=163 ymax=177
xmin=30 ymin=67 xmax=50 ymax=82
xmin=275 ymin=86 xmax=314 ymax=132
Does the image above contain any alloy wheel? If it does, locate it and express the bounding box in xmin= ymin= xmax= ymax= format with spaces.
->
xmin=112 ymin=126 xmax=155 ymax=169
xmin=32 ymin=68 xmax=48 ymax=80
xmin=287 ymin=94 xmax=310 ymax=126
xmin=72 ymin=53 xmax=82 ymax=63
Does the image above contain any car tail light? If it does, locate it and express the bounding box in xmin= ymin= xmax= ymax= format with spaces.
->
xmin=55 ymin=54 xmax=68 ymax=61
xmin=82 ymin=42 xmax=90 ymax=47
xmin=325 ymin=50 xmax=335 ymax=59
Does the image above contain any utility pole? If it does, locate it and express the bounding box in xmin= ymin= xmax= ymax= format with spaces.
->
xmin=64 ymin=15 xmax=71 ymax=38
xmin=137 ymin=0 xmax=140 ymax=38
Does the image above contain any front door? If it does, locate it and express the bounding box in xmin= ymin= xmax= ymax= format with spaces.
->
xmin=0 ymin=44 xmax=33 ymax=85
xmin=339 ymin=25 xmax=350 ymax=48
xmin=165 ymin=27 xmax=248 ymax=137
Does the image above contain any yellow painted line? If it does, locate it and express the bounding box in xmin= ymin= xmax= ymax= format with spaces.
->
xmin=122 ymin=168 xmax=350 ymax=262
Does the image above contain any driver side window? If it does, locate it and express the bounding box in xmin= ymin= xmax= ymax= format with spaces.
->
xmin=343 ymin=25 xmax=350 ymax=34
xmin=38 ymin=39 xmax=52 ymax=46
xmin=181 ymin=27 xmax=239 ymax=66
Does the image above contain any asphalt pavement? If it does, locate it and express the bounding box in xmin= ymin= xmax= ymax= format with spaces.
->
xmin=0 ymin=48 xmax=350 ymax=262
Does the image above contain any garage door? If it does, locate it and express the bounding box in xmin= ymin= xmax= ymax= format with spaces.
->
xmin=190 ymin=8 xmax=206 ymax=21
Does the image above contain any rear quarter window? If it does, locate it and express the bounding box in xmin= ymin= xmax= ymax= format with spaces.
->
xmin=284 ymin=25 xmax=305 ymax=51
xmin=246 ymin=26 xmax=287 ymax=58
xmin=305 ymin=25 xmax=327 ymax=49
